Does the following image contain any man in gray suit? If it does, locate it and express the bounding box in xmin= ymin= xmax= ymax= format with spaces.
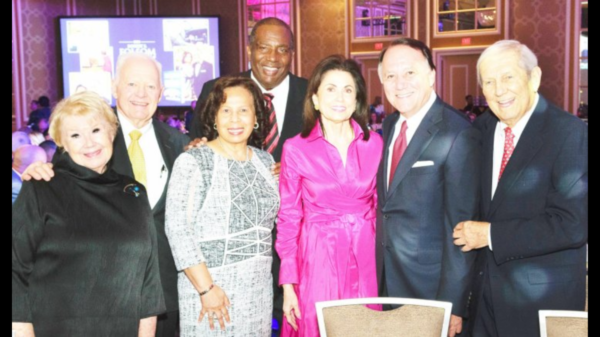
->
xmin=376 ymin=38 xmax=481 ymax=337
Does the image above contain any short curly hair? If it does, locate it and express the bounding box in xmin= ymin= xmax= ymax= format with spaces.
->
xmin=49 ymin=91 xmax=118 ymax=147
xmin=200 ymin=77 xmax=270 ymax=148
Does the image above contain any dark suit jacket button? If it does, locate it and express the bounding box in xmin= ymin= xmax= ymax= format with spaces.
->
xmin=383 ymin=215 xmax=389 ymax=219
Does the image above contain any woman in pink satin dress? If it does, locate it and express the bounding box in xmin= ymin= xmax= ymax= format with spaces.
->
xmin=276 ymin=55 xmax=383 ymax=337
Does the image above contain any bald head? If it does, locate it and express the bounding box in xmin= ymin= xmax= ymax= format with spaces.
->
xmin=112 ymin=53 xmax=164 ymax=128
xmin=13 ymin=145 xmax=47 ymax=173
xmin=12 ymin=131 xmax=32 ymax=153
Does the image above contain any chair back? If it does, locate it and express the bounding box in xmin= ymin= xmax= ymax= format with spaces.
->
xmin=539 ymin=310 xmax=588 ymax=337
xmin=316 ymin=297 xmax=452 ymax=337
xmin=585 ymin=274 xmax=588 ymax=312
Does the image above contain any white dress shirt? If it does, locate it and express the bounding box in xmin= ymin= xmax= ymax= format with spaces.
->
xmin=387 ymin=91 xmax=437 ymax=186
xmin=488 ymin=93 xmax=539 ymax=250
xmin=13 ymin=168 xmax=22 ymax=179
xmin=117 ymin=111 xmax=167 ymax=209
xmin=251 ymin=72 xmax=290 ymax=135
xmin=491 ymin=94 xmax=539 ymax=198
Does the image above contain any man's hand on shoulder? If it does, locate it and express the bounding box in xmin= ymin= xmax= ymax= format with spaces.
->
xmin=271 ymin=162 xmax=281 ymax=182
xmin=21 ymin=161 xmax=54 ymax=181
xmin=184 ymin=137 xmax=208 ymax=151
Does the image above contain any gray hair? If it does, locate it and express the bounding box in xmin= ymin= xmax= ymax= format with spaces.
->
xmin=114 ymin=53 xmax=163 ymax=87
xmin=477 ymin=40 xmax=538 ymax=85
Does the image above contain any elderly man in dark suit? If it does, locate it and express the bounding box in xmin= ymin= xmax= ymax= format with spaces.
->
xmin=453 ymin=40 xmax=588 ymax=337
xmin=376 ymin=38 xmax=481 ymax=337
xmin=22 ymin=53 xmax=190 ymax=337
xmin=189 ymin=17 xmax=308 ymax=334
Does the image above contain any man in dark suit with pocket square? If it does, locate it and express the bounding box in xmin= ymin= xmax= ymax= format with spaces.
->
xmin=376 ymin=38 xmax=481 ymax=337
xmin=453 ymin=40 xmax=588 ymax=337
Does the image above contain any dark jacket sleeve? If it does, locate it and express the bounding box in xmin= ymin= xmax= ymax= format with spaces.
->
xmin=436 ymin=126 xmax=481 ymax=316
xmin=139 ymin=210 xmax=167 ymax=318
xmin=12 ymin=182 xmax=44 ymax=322
xmin=491 ymin=121 xmax=588 ymax=264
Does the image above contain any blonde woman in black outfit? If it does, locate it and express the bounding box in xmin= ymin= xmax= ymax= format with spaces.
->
xmin=12 ymin=91 xmax=165 ymax=337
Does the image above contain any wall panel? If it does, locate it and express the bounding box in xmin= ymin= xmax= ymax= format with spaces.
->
xmin=511 ymin=0 xmax=569 ymax=110
xmin=298 ymin=0 xmax=346 ymax=78
xmin=12 ymin=0 xmax=69 ymax=130
xmin=200 ymin=0 xmax=242 ymax=76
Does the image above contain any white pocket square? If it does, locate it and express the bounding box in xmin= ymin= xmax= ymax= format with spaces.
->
xmin=412 ymin=160 xmax=434 ymax=168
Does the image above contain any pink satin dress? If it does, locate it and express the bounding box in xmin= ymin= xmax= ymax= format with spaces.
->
xmin=276 ymin=120 xmax=383 ymax=337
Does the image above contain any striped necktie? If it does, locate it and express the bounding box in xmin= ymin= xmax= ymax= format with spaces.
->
xmin=389 ymin=120 xmax=408 ymax=186
xmin=263 ymin=93 xmax=279 ymax=154
xmin=128 ymin=130 xmax=147 ymax=186
xmin=498 ymin=127 xmax=515 ymax=180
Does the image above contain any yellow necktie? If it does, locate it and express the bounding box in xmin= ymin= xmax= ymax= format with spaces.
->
xmin=128 ymin=130 xmax=146 ymax=186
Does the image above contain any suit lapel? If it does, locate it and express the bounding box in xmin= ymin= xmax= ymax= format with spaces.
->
xmin=153 ymin=120 xmax=179 ymax=172
xmin=151 ymin=120 xmax=179 ymax=211
xmin=479 ymin=116 xmax=496 ymax=216
xmin=280 ymin=74 xmax=304 ymax=141
xmin=488 ymin=97 xmax=548 ymax=217
xmin=381 ymin=112 xmax=399 ymax=197
xmin=386 ymin=99 xmax=442 ymax=199
xmin=111 ymin=126 xmax=134 ymax=178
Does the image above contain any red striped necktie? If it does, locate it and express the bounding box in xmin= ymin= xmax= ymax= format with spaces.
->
xmin=389 ymin=120 xmax=408 ymax=185
xmin=264 ymin=93 xmax=279 ymax=154
xmin=498 ymin=127 xmax=515 ymax=180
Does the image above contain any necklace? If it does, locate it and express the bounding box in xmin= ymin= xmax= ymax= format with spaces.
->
xmin=217 ymin=137 xmax=250 ymax=165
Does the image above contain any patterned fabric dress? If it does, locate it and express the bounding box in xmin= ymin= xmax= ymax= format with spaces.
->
xmin=166 ymin=146 xmax=280 ymax=337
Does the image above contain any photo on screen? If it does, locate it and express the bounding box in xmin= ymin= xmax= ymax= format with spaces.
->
xmin=59 ymin=16 xmax=221 ymax=107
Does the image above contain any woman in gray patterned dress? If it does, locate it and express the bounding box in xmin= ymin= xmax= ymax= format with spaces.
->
xmin=165 ymin=77 xmax=279 ymax=336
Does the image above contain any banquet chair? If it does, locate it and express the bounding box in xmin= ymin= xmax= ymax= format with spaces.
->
xmin=539 ymin=310 xmax=588 ymax=337
xmin=315 ymin=297 xmax=452 ymax=337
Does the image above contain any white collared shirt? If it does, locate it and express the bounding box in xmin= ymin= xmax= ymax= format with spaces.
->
xmin=251 ymin=72 xmax=290 ymax=135
xmin=13 ymin=168 xmax=22 ymax=179
xmin=491 ymin=93 xmax=539 ymax=198
xmin=117 ymin=111 xmax=167 ymax=209
xmin=387 ymin=91 xmax=437 ymax=186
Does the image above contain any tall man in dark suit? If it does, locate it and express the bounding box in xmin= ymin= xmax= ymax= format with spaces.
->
xmin=190 ymin=17 xmax=307 ymax=163
xmin=376 ymin=38 xmax=481 ymax=337
xmin=22 ymin=53 xmax=190 ymax=337
xmin=190 ymin=17 xmax=308 ymax=334
xmin=453 ymin=40 xmax=588 ymax=337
